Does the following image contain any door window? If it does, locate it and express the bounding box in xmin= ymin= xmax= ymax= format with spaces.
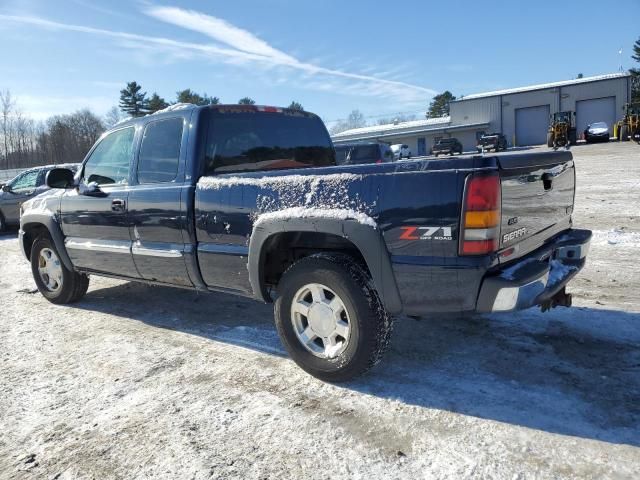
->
xmin=137 ymin=118 xmax=183 ymax=184
xmin=83 ymin=127 xmax=135 ymax=185
xmin=8 ymin=170 xmax=39 ymax=192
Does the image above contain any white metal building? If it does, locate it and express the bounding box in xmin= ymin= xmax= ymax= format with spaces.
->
xmin=332 ymin=72 xmax=633 ymax=153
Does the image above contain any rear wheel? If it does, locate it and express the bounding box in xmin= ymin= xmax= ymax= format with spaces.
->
xmin=31 ymin=235 xmax=89 ymax=304
xmin=274 ymin=253 xmax=393 ymax=382
xmin=547 ymin=132 xmax=554 ymax=147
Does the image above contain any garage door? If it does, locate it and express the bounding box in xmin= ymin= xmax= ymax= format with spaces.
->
xmin=515 ymin=105 xmax=550 ymax=146
xmin=576 ymin=97 xmax=616 ymax=136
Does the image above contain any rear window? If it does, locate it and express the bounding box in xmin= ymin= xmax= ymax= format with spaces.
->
xmin=349 ymin=145 xmax=379 ymax=163
xmin=204 ymin=109 xmax=335 ymax=174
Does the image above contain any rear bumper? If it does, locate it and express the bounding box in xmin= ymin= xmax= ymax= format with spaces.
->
xmin=476 ymin=228 xmax=591 ymax=312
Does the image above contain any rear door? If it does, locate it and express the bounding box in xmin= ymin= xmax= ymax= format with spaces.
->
xmin=127 ymin=115 xmax=193 ymax=286
xmin=61 ymin=126 xmax=140 ymax=277
xmin=498 ymin=150 xmax=575 ymax=259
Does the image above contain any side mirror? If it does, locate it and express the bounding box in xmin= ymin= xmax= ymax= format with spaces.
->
xmin=78 ymin=181 xmax=106 ymax=197
xmin=1 ymin=184 xmax=9 ymax=192
xmin=46 ymin=168 xmax=75 ymax=189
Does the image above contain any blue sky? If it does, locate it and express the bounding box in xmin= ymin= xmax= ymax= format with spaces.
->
xmin=0 ymin=0 xmax=638 ymax=125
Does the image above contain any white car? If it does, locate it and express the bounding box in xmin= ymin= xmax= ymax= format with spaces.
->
xmin=390 ymin=144 xmax=411 ymax=160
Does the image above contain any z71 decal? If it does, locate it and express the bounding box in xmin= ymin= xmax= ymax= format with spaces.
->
xmin=399 ymin=226 xmax=453 ymax=241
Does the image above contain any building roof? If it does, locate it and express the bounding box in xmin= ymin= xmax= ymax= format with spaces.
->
xmin=332 ymin=116 xmax=451 ymax=139
xmin=455 ymin=72 xmax=630 ymax=101
xmin=332 ymin=117 xmax=490 ymax=143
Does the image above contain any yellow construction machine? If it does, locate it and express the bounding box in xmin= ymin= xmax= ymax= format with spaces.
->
xmin=547 ymin=111 xmax=576 ymax=150
xmin=615 ymin=102 xmax=640 ymax=143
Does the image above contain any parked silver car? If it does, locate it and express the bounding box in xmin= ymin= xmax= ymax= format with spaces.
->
xmin=0 ymin=164 xmax=79 ymax=231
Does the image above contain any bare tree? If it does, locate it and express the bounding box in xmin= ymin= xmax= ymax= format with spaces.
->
xmin=0 ymin=90 xmax=15 ymax=169
xmin=329 ymin=109 xmax=367 ymax=135
xmin=104 ymin=106 xmax=122 ymax=128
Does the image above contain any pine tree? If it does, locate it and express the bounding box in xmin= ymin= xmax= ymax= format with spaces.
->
xmin=238 ymin=97 xmax=256 ymax=105
xmin=119 ymin=81 xmax=148 ymax=117
xmin=631 ymin=37 xmax=640 ymax=103
xmin=288 ymin=101 xmax=304 ymax=111
xmin=426 ymin=91 xmax=456 ymax=118
xmin=147 ymin=93 xmax=168 ymax=113
xmin=176 ymin=89 xmax=219 ymax=106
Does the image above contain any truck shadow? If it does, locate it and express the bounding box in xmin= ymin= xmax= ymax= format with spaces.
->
xmin=70 ymin=281 xmax=640 ymax=447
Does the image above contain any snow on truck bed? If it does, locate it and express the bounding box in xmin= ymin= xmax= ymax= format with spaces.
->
xmin=198 ymin=173 xmax=377 ymax=227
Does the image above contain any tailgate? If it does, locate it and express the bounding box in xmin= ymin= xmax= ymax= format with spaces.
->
xmin=498 ymin=150 xmax=575 ymax=257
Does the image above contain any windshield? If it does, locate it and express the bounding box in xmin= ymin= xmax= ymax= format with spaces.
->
xmin=590 ymin=122 xmax=607 ymax=129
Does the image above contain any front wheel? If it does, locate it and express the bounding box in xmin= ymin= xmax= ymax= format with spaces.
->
xmin=274 ymin=253 xmax=393 ymax=382
xmin=31 ymin=235 xmax=89 ymax=304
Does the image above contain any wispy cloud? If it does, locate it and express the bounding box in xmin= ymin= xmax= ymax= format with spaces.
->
xmin=0 ymin=7 xmax=437 ymax=104
xmin=145 ymin=6 xmax=297 ymax=64
xmin=144 ymin=6 xmax=437 ymax=100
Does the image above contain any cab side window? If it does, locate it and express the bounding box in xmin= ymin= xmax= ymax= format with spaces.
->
xmin=83 ymin=127 xmax=135 ymax=186
xmin=137 ymin=118 xmax=183 ymax=184
xmin=8 ymin=170 xmax=39 ymax=192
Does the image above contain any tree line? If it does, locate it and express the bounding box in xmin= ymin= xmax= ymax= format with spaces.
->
xmin=118 ymin=81 xmax=304 ymax=117
xmin=0 ymin=91 xmax=104 ymax=170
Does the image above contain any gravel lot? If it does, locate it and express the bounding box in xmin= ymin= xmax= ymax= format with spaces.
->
xmin=1 ymin=142 xmax=639 ymax=479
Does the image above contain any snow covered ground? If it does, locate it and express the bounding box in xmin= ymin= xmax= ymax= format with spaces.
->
xmin=1 ymin=142 xmax=639 ymax=479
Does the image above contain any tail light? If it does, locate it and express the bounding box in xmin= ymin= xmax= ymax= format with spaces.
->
xmin=460 ymin=173 xmax=501 ymax=255
xmin=376 ymin=159 xmax=383 ymax=164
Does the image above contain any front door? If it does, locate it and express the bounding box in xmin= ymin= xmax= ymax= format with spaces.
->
xmin=60 ymin=126 xmax=140 ymax=278
xmin=127 ymin=116 xmax=193 ymax=286
xmin=417 ymin=137 xmax=426 ymax=156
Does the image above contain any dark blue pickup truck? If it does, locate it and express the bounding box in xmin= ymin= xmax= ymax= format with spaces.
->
xmin=19 ymin=104 xmax=591 ymax=381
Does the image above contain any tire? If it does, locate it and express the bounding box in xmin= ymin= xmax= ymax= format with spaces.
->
xmin=569 ymin=129 xmax=577 ymax=146
xmin=274 ymin=253 xmax=393 ymax=382
xmin=547 ymin=132 xmax=554 ymax=148
xmin=621 ymin=125 xmax=630 ymax=142
xmin=31 ymin=235 xmax=89 ymax=304
xmin=0 ymin=211 xmax=6 ymax=232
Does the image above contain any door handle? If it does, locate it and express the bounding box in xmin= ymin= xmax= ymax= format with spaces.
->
xmin=111 ymin=199 xmax=126 ymax=212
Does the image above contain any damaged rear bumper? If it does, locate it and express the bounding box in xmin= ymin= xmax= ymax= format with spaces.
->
xmin=476 ymin=229 xmax=591 ymax=313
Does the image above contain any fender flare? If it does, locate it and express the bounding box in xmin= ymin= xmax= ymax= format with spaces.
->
xmin=21 ymin=213 xmax=74 ymax=271
xmin=248 ymin=217 xmax=403 ymax=315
